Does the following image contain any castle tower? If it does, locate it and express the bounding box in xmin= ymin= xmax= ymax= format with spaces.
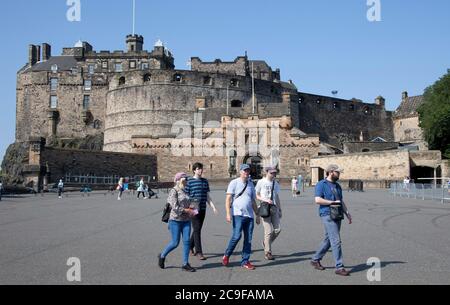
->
xmin=126 ymin=34 xmax=144 ymax=52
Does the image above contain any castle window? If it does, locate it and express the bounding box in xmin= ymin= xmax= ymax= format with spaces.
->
xmin=50 ymin=96 xmax=58 ymax=109
xmin=88 ymin=64 xmax=95 ymax=75
xmin=349 ymin=104 xmax=355 ymax=111
xmin=333 ymin=102 xmax=340 ymax=110
xmin=143 ymin=74 xmax=151 ymax=83
xmin=83 ymin=95 xmax=90 ymax=110
xmin=102 ymin=61 xmax=108 ymax=69
xmin=51 ymin=64 xmax=58 ymax=73
xmin=84 ymin=79 xmax=92 ymax=91
xmin=362 ymin=149 xmax=371 ymax=153
xmin=363 ymin=106 xmax=372 ymax=115
xmin=93 ymin=120 xmax=101 ymax=129
xmin=119 ymin=77 xmax=126 ymax=86
xmin=142 ymin=63 xmax=149 ymax=70
xmin=203 ymin=76 xmax=213 ymax=86
xmin=129 ymin=60 xmax=137 ymax=69
xmin=210 ymin=163 xmax=214 ymax=171
xmin=50 ymin=78 xmax=58 ymax=91
xmin=316 ymin=99 xmax=321 ymax=104
xmin=231 ymin=100 xmax=243 ymax=108
xmin=298 ymin=97 xmax=304 ymax=104
xmin=115 ymin=63 xmax=123 ymax=72
xmin=173 ymin=73 xmax=183 ymax=82
xmin=230 ymin=79 xmax=239 ymax=87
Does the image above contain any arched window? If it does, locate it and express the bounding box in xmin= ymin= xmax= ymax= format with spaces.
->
xmin=203 ymin=76 xmax=212 ymax=85
xmin=231 ymin=100 xmax=243 ymax=108
xmin=119 ymin=77 xmax=126 ymax=86
xmin=93 ymin=120 xmax=101 ymax=129
xmin=230 ymin=79 xmax=239 ymax=87
xmin=363 ymin=106 xmax=372 ymax=115
xmin=173 ymin=73 xmax=182 ymax=82
xmin=143 ymin=74 xmax=151 ymax=83
xmin=51 ymin=64 xmax=58 ymax=73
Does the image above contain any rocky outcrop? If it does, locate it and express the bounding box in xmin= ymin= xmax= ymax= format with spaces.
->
xmin=48 ymin=133 xmax=104 ymax=151
xmin=1 ymin=134 xmax=104 ymax=185
xmin=1 ymin=142 xmax=29 ymax=185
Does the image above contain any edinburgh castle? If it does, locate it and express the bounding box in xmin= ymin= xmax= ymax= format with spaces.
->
xmin=3 ymin=34 xmax=447 ymax=189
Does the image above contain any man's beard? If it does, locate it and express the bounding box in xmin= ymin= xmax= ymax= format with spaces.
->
xmin=331 ymin=176 xmax=340 ymax=182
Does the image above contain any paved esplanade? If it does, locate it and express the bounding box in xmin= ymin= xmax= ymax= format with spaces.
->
xmin=1 ymin=188 xmax=450 ymax=285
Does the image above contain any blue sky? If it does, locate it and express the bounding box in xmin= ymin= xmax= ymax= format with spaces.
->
xmin=0 ymin=0 xmax=449 ymax=162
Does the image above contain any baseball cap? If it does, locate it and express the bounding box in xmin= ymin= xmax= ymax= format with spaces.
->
xmin=240 ymin=164 xmax=251 ymax=171
xmin=326 ymin=164 xmax=344 ymax=173
xmin=264 ymin=166 xmax=277 ymax=174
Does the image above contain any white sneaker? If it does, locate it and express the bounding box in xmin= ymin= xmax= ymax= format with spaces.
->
xmin=118 ymin=197 xmax=121 ymax=201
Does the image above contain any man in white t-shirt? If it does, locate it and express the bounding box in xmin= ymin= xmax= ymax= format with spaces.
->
xmin=256 ymin=166 xmax=282 ymax=260
xmin=223 ymin=164 xmax=260 ymax=270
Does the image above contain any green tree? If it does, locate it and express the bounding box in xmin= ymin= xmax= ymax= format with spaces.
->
xmin=418 ymin=70 xmax=450 ymax=159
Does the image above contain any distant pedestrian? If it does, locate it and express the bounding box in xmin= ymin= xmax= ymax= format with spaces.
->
xmin=222 ymin=164 xmax=261 ymax=271
xmin=0 ymin=181 xmax=3 ymax=201
xmin=403 ymin=176 xmax=411 ymax=190
xmin=158 ymin=173 xmax=197 ymax=272
xmin=291 ymin=177 xmax=298 ymax=197
xmin=256 ymin=166 xmax=282 ymax=261
xmin=311 ymin=164 xmax=353 ymax=277
xmin=117 ymin=178 xmax=124 ymax=200
xmin=58 ymin=179 xmax=64 ymax=199
xmin=137 ymin=177 xmax=147 ymax=199
xmin=185 ymin=163 xmax=218 ymax=261
xmin=298 ymin=175 xmax=304 ymax=194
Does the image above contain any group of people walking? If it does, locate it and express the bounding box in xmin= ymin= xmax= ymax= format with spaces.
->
xmin=158 ymin=163 xmax=353 ymax=276
xmin=116 ymin=177 xmax=156 ymax=200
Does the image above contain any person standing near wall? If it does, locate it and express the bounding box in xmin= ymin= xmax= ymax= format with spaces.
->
xmin=117 ymin=177 xmax=124 ymax=201
xmin=137 ymin=177 xmax=146 ymax=199
xmin=291 ymin=176 xmax=298 ymax=197
xmin=58 ymin=179 xmax=64 ymax=199
xmin=0 ymin=181 xmax=3 ymax=201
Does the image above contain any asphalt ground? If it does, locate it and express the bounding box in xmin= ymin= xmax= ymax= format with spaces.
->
xmin=1 ymin=187 xmax=450 ymax=285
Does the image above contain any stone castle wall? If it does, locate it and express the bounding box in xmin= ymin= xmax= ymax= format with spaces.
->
xmin=40 ymin=148 xmax=157 ymax=184
xmin=103 ymin=69 xmax=293 ymax=152
xmin=296 ymin=93 xmax=394 ymax=148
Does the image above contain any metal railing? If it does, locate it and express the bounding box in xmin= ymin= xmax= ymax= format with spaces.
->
xmin=389 ymin=182 xmax=450 ymax=204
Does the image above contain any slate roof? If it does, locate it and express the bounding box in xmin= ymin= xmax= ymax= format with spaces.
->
xmin=394 ymin=95 xmax=425 ymax=118
xmin=30 ymin=56 xmax=78 ymax=72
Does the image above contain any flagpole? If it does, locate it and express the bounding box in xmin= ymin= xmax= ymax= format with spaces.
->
xmin=132 ymin=0 xmax=136 ymax=35
xmin=252 ymin=62 xmax=256 ymax=114
xmin=227 ymin=85 xmax=230 ymax=116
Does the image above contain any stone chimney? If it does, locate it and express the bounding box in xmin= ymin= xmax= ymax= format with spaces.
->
xmin=29 ymin=45 xmax=38 ymax=66
xmin=42 ymin=43 xmax=51 ymax=61
xmin=402 ymin=91 xmax=408 ymax=102
xmin=375 ymin=96 xmax=385 ymax=108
